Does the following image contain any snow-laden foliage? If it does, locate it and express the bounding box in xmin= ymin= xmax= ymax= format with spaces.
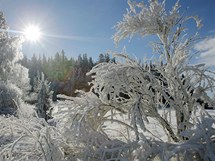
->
xmin=0 ymin=0 xmax=215 ymax=160
xmin=0 ymin=11 xmax=29 ymax=115
xmin=112 ymin=0 xmax=214 ymax=142
xmin=28 ymin=72 xmax=53 ymax=121
xmin=7 ymin=63 xmax=29 ymax=91
xmin=0 ymin=27 xmax=24 ymax=83
xmin=0 ymin=114 xmax=65 ymax=161
xmin=88 ymin=53 xmax=214 ymax=140
xmin=52 ymin=0 xmax=215 ymax=160
xmin=0 ymin=83 xmax=21 ymax=115
xmin=52 ymin=87 xmax=215 ymax=160
xmin=114 ymin=0 xmax=201 ymax=45
xmin=0 ymin=11 xmax=26 ymax=81
xmin=133 ymin=112 xmax=215 ymax=161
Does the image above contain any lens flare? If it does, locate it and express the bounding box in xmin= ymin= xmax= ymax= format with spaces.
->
xmin=24 ymin=25 xmax=41 ymax=42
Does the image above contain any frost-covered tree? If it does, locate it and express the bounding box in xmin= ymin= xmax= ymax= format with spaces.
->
xmin=52 ymin=0 xmax=215 ymax=160
xmin=0 ymin=12 xmax=25 ymax=82
xmin=36 ymin=74 xmax=52 ymax=121
xmin=0 ymin=11 xmax=30 ymax=115
xmin=112 ymin=0 xmax=214 ymax=141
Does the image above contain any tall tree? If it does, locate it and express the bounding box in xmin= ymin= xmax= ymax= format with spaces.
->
xmin=98 ymin=53 xmax=105 ymax=63
xmin=36 ymin=74 xmax=52 ymax=121
xmin=0 ymin=11 xmax=29 ymax=115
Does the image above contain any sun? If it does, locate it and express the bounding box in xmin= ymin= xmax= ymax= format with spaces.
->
xmin=24 ymin=25 xmax=41 ymax=42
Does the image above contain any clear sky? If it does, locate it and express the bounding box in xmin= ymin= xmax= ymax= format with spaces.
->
xmin=0 ymin=0 xmax=215 ymax=63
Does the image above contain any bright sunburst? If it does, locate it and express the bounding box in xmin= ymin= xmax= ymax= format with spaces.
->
xmin=24 ymin=25 xmax=41 ymax=42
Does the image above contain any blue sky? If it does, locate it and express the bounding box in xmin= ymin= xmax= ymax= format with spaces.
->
xmin=0 ymin=0 xmax=214 ymax=62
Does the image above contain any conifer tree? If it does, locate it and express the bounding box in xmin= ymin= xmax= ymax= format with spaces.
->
xmin=0 ymin=11 xmax=29 ymax=115
xmin=36 ymin=74 xmax=52 ymax=121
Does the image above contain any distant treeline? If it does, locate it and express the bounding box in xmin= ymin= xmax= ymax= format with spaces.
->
xmin=20 ymin=51 xmax=115 ymax=98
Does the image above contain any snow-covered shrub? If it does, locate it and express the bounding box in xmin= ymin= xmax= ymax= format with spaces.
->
xmin=112 ymin=0 xmax=214 ymax=142
xmin=52 ymin=0 xmax=215 ymax=160
xmin=53 ymin=81 xmax=214 ymax=161
xmin=88 ymin=54 xmax=214 ymax=140
xmin=53 ymin=92 xmax=135 ymax=160
xmin=0 ymin=115 xmax=65 ymax=161
xmin=0 ymin=83 xmax=21 ymax=115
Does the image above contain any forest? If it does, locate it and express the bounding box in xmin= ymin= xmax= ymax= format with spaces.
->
xmin=21 ymin=51 xmax=114 ymax=97
xmin=0 ymin=0 xmax=215 ymax=161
